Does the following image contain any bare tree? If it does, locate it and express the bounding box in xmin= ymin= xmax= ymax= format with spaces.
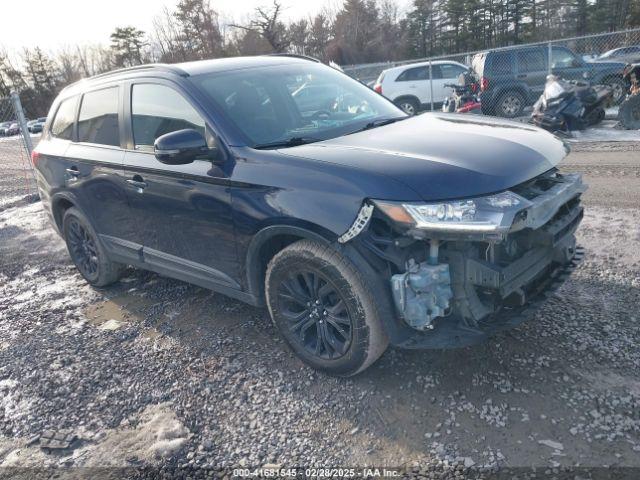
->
xmin=232 ymin=1 xmax=291 ymax=53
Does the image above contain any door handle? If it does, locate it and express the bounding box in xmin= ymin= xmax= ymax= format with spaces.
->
xmin=126 ymin=177 xmax=147 ymax=190
xmin=66 ymin=167 xmax=80 ymax=177
xmin=516 ymin=73 xmax=527 ymax=79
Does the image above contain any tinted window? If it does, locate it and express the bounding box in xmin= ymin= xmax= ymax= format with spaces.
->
xmin=78 ymin=87 xmax=120 ymax=146
xmin=51 ymin=96 xmax=77 ymax=140
xmin=396 ymin=66 xmax=429 ymax=81
xmin=131 ymin=84 xmax=205 ymax=149
xmin=517 ymin=50 xmax=546 ymax=73
xmin=491 ymin=52 xmax=514 ymax=76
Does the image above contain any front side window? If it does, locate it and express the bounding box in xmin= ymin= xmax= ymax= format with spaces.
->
xmin=131 ymin=84 xmax=205 ymax=149
xmin=78 ymin=87 xmax=120 ymax=146
xmin=552 ymin=48 xmax=580 ymax=69
xmin=51 ymin=96 xmax=78 ymax=140
xmin=192 ymin=63 xmax=403 ymax=147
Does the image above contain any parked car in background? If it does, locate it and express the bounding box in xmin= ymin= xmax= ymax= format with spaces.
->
xmin=34 ymin=56 xmax=585 ymax=376
xmin=6 ymin=123 xmax=20 ymax=136
xmin=0 ymin=121 xmax=12 ymax=136
xmin=373 ymin=60 xmax=469 ymax=114
xmin=29 ymin=117 xmax=47 ymax=133
xmin=471 ymin=45 xmax=627 ymax=117
xmin=596 ymin=45 xmax=640 ymax=64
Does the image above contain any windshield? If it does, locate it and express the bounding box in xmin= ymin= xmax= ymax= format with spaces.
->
xmin=192 ymin=63 xmax=405 ymax=147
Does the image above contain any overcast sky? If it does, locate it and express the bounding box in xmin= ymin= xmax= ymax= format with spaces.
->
xmin=1 ymin=0 xmax=407 ymax=52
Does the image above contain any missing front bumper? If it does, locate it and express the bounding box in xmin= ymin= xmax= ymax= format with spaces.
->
xmin=392 ymin=245 xmax=584 ymax=349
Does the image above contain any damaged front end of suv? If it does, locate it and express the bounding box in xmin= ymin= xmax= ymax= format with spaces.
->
xmin=340 ymin=169 xmax=586 ymax=348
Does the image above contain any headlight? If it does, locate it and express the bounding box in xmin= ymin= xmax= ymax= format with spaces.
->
xmin=374 ymin=191 xmax=526 ymax=233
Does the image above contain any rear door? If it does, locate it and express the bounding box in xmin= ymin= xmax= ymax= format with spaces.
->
xmin=122 ymin=80 xmax=239 ymax=288
xmin=515 ymin=48 xmax=548 ymax=99
xmin=52 ymin=86 xmax=132 ymax=246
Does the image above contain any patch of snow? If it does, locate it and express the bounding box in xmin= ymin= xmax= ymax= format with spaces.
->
xmin=567 ymin=120 xmax=640 ymax=143
xmin=99 ymin=319 xmax=123 ymax=331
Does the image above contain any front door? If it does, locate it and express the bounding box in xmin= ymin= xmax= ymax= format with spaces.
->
xmin=550 ymin=47 xmax=586 ymax=82
xmin=122 ymin=81 xmax=239 ymax=289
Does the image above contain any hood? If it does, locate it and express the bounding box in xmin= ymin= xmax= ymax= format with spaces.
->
xmin=587 ymin=59 xmax=627 ymax=69
xmin=280 ymin=113 xmax=568 ymax=201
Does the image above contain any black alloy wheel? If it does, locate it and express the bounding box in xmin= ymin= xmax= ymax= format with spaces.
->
xmin=277 ymin=270 xmax=352 ymax=360
xmin=66 ymin=217 xmax=100 ymax=280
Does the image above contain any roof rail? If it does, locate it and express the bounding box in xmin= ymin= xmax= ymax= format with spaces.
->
xmin=61 ymin=63 xmax=189 ymax=93
xmin=88 ymin=63 xmax=190 ymax=81
xmin=265 ymin=53 xmax=321 ymax=63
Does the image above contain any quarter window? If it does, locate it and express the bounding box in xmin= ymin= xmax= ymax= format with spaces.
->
xmin=50 ymin=96 xmax=78 ymax=140
xmin=131 ymin=84 xmax=205 ymax=149
xmin=77 ymin=87 xmax=120 ymax=146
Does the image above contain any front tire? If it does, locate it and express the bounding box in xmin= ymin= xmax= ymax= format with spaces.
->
xmin=265 ymin=240 xmax=389 ymax=377
xmin=62 ymin=207 xmax=124 ymax=287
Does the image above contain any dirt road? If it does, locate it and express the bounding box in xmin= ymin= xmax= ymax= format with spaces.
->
xmin=0 ymin=145 xmax=639 ymax=478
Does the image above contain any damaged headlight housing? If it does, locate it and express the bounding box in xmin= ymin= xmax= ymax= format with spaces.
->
xmin=375 ymin=191 xmax=526 ymax=233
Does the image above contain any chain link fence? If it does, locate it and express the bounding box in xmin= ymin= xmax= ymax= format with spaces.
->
xmin=0 ymin=93 xmax=37 ymax=210
xmin=344 ymin=28 xmax=640 ymax=119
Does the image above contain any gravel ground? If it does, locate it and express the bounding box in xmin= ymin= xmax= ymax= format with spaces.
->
xmin=0 ymin=143 xmax=639 ymax=479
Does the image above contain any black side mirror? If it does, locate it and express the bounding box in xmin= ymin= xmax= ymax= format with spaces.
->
xmin=154 ymin=129 xmax=208 ymax=165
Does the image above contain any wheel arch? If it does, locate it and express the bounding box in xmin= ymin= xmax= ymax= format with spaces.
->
xmin=245 ymin=224 xmax=335 ymax=304
xmin=51 ymin=192 xmax=79 ymax=233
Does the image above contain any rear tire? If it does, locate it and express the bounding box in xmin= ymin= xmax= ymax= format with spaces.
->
xmin=496 ymin=91 xmax=525 ymax=118
xmin=62 ymin=207 xmax=124 ymax=287
xmin=618 ymin=95 xmax=640 ymax=130
xmin=265 ymin=240 xmax=389 ymax=377
xmin=395 ymin=97 xmax=420 ymax=116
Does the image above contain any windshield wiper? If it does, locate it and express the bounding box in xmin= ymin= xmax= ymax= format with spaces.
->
xmin=347 ymin=116 xmax=408 ymax=135
xmin=253 ymin=136 xmax=322 ymax=150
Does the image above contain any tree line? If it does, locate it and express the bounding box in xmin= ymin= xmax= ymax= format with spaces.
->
xmin=2 ymin=0 xmax=639 ymax=116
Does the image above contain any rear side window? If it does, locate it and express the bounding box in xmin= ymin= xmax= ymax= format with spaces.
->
xmin=396 ymin=66 xmax=429 ymax=81
xmin=131 ymin=84 xmax=205 ymax=149
xmin=517 ymin=50 xmax=546 ymax=73
xmin=78 ymin=87 xmax=120 ymax=146
xmin=50 ymin=96 xmax=78 ymax=140
xmin=490 ymin=52 xmax=514 ymax=76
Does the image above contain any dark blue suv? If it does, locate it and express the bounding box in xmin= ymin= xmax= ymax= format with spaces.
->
xmin=34 ymin=55 xmax=586 ymax=376
xmin=472 ymin=45 xmax=627 ymax=117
